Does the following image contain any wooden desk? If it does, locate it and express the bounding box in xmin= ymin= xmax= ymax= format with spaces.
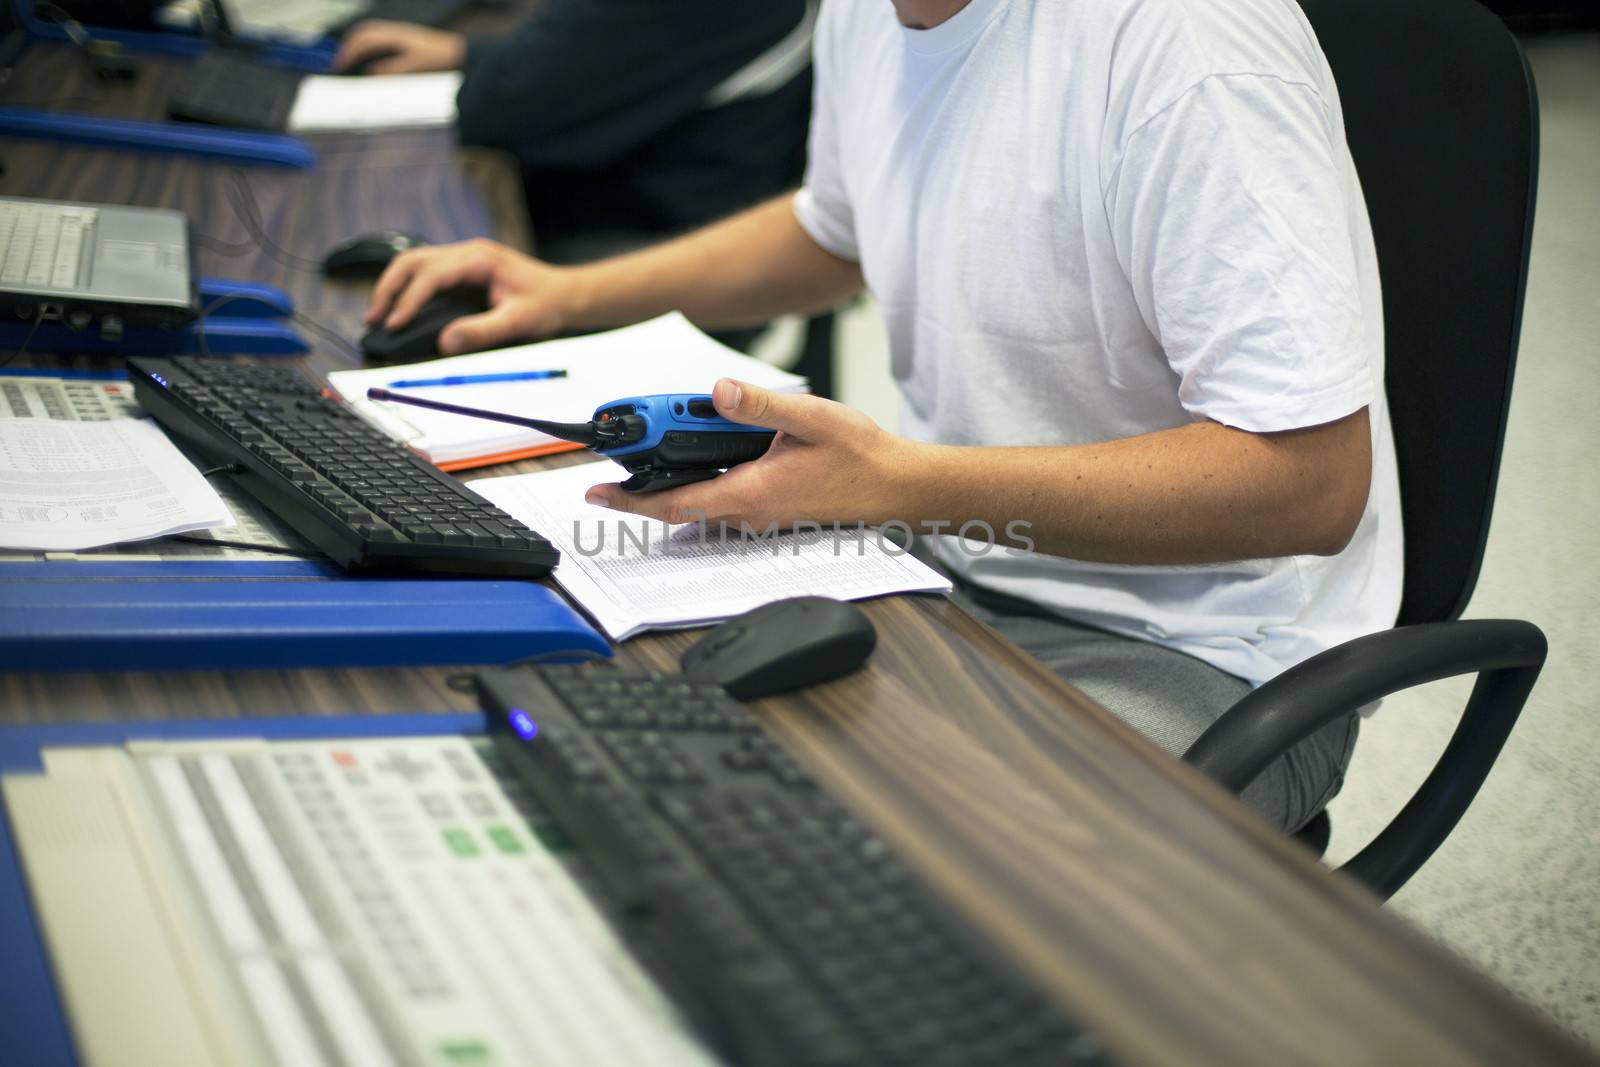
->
xmin=2 ymin=39 xmax=1594 ymax=1067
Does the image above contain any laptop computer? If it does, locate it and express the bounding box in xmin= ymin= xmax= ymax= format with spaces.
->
xmin=0 ymin=196 xmax=194 ymax=336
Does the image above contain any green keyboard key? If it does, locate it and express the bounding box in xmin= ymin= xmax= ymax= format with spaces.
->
xmin=437 ymin=1038 xmax=493 ymax=1063
xmin=487 ymin=826 xmax=524 ymax=854
xmin=443 ymin=828 xmax=479 ymax=856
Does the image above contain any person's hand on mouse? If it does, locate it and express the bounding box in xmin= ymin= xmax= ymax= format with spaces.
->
xmin=583 ymin=378 xmax=930 ymax=531
xmin=365 ymin=239 xmax=583 ymax=354
xmin=334 ymin=21 xmax=465 ymax=75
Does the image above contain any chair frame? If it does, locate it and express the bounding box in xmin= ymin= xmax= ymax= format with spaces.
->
xmin=1181 ymin=0 xmax=1546 ymax=903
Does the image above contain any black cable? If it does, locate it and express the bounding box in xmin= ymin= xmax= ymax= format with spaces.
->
xmin=191 ymin=170 xmax=330 ymax=272
xmin=167 ymin=533 xmax=326 ymax=557
xmin=223 ymin=169 xmax=327 ymax=273
xmin=291 ymin=311 xmax=366 ymax=362
xmin=0 ymin=306 xmax=48 ymax=370
xmin=29 ymin=2 xmax=91 ymax=47
xmin=192 ymin=292 xmax=258 ymax=359
xmin=29 ymin=2 xmax=137 ymax=84
xmin=190 ymin=291 xmax=365 ymax=362
xmin=198 ymin=463 xmax=243 ymax=477
xmin=191 ymin=232 xmax=258 ymax=257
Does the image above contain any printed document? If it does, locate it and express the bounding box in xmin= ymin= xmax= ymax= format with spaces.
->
xmin=288 ymin=72 xmax=463 ymax=132
xmin=473 ymin=461 xmax=952 ymax=640
xmin=0 ymin=418 xmax=232 ymax=551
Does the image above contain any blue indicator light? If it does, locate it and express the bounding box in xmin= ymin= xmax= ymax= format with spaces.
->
xmin=509 ymin=709 xmax=538 ymax=740
xmin=151 ymin=373 xmax=169 ymax=388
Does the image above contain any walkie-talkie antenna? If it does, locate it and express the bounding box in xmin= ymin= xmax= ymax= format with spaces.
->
xmin=366 ymin=387 xmax=611 ymax=446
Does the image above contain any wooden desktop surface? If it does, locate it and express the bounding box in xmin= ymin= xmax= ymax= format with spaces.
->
xmin=1 ymin=39 xmax=1593 ymax=1067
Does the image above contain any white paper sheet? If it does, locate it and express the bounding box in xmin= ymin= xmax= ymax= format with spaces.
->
xmin=288 ymin=72 xmax=463 ymax=133
xmin=0 ymin=418 xmax=232 ymax=551
xmin=472 ymin=461 xmax=952 ymax=640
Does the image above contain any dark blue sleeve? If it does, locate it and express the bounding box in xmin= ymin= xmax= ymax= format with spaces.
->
xmin=457 ymin=0 xmax=809 ymax=170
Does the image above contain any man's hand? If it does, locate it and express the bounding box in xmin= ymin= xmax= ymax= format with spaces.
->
xmin=334 ymin=21 xmax=465 ymax=74
xmin=584 ymin=379 xmax=923 ymax=530
xmin=365 ymin=239 xmax=586 ymax=354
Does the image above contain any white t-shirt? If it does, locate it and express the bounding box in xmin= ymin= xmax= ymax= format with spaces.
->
xmin=794 ymin=0 xmax=1402 ymax=685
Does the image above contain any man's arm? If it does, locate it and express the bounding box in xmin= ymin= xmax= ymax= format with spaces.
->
xmin=906 ymin=409 xmax=1373 ymax=562
xmin=585 ymin=380 xmax=1373 ymax=563
xmin=366 ymin=194 xmax=864 ymax=354
xmin=338 ymin=1 xmax=807 ymax=162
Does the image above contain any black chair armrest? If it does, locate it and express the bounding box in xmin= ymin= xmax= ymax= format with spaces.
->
xmin=1183 ymin=620 xmax=1546 ymax=901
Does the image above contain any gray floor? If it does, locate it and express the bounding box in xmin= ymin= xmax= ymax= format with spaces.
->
xmin=815 ymin=28 xmax=1600 ymax=1048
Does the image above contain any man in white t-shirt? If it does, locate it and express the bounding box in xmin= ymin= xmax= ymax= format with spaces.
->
xmin=366 ymin=0 xmax=1402 ymax=831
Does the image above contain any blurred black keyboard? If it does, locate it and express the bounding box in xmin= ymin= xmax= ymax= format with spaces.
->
xmin=128 ymin=357 xmax=560 ymax=577
xmin=326 ymin=0 xmax=465 ymax=35
xmin=167 ymin=51 xmax=302 ymax=131
xmin=479 ymin=667 xmax=1111 ymax=1067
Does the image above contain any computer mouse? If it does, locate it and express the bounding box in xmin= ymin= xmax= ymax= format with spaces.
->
xmin=322 ymin=230 xmax=428 ymax=278
xmin=359 ymin=287 xmax=490 ymax=363
xmin=680 ymin=597 xmax=877 ymax=701
xmin=337 ymin=49 xmax=402 ymax=77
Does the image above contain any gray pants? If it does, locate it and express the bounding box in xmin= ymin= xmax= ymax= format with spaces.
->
xmin=951 ymin=581 xmax=1358 ymax=833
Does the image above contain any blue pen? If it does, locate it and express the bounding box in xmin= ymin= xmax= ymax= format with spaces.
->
xmin=387 ymin=369 xmax=570 ymax=389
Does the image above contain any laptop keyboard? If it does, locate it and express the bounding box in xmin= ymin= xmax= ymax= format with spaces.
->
xmin=0 ymin=201 xmax=96 ymax=289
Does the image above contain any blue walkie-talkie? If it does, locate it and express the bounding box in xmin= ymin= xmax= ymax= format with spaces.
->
xmin=367 ymin=389 xmax=776 ymax=492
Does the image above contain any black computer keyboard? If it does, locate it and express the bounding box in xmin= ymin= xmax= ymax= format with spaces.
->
xmin=167 ymin=51 xmax=302 ymax=132
xmin=326 ymin=0 xmax=465 ymax=35
xmin=128 ymin=357 xmax=560 ymax=577
xmin=478 ymin=667 xmax=1112 ymax=1067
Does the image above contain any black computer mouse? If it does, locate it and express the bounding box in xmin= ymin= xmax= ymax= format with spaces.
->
xmin=359 ymin=287 xmax=490 ymax=363
xmin=337 ymin=49 xmax=402 ymax=77
xmin=322 ymin=230 xmax=428 ymax=277
xmin=681 ymin=597 xmax=877 ymax=701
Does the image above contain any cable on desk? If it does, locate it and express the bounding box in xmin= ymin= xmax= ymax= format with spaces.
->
xmin=221 ymin=169 xmax=328 ymax=273
xmin=290 ymin=311 xmax=366 ymax=363
xmin=27 ymin=2 xmax=139 ymax=84
xmin=166 ymin=533 xmax=327 ymax=558
xmin=192 ymin=232 xmax=258 ymax=258
xmin=193 ymin=292 xmax=258 ymax=359
xmin=192 ymin=290 xmax=365 ymax=363
xmin=0 ymin=306 xmax=48 ymax=370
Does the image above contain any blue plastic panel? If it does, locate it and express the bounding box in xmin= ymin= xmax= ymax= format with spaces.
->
xmin=0 ymin=578 xmax=611 ymax=672
xmin=0 ymin=108 xmax=316 ymax=168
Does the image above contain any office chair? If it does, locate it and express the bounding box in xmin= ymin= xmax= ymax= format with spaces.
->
xmin=1182 ymin=0 xmax=1544 ymax=903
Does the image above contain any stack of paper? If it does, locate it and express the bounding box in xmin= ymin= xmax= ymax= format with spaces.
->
xmin=329 ymin=313 xmax=809 ymax=470
xmin=0 ymin=418 xmax=231 ymax=551
xmin=471 ymin=462 xmax=952 ymax=640
xmin=288 ymin=72 xmax=463 ymax=133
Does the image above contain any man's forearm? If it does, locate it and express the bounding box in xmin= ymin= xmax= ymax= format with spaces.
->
xmin=895 ymin=412 xmax=1372 ymax=564
xmin=564 ymin=194 xmax=864 ymax=332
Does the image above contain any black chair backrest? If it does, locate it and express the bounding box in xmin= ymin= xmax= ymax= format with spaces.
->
xmin=1296 ymin=0 xmax=1539 ymax=626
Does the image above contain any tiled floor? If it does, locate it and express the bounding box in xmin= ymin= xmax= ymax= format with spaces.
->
xmin=819 ymin=28 xmax=1600 ymax=1048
